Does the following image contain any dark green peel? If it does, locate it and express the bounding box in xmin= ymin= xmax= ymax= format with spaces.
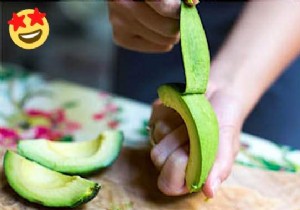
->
xmin=180 ymin=3 xmax=210 ymax=94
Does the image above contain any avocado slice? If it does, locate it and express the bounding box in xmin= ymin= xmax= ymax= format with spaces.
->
xmin=4 ymin=150 xmax=100 ymax=208
xmin=18 ymin=130 xmax=123 ymax=175
xmin=158 ymin=84 xmax=218 ymax=192
xmin=180 ymin=3 xmax=210 ymax=94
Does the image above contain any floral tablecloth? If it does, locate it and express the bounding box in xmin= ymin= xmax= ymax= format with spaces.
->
xmin=0 ymin=64 xmax=299 ymax=173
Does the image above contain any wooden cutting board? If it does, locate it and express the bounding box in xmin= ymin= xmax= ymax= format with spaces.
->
xmin=0 ymin=147 xmax=299 ymax=210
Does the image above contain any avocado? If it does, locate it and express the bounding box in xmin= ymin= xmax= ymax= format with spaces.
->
xmin=4 ymin=150 xmax=100 ymax=208
xmin=158 ymin=84 xmax=218 ymax=192
xmin=180 ymin=3 xmax=210 ymax=94
xmin=154 ymin=2 xmax=219 ymax=192
xmin=18 ymin=130 xmax=123 ymax=175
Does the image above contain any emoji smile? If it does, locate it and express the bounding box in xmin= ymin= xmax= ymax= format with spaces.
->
xmin=18 ymin=29 xmax=42 ymax=44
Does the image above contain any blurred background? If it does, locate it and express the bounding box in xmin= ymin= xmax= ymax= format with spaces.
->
xmin=2 ymin=1 xmax=300 ymax=149
xmin=1 ymin=1 xmax=115 ymax=91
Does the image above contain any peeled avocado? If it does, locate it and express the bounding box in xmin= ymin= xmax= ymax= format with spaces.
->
xmin=158 ymin=84 xmax=218 ymax=191
xmin=18 ymin=130 xmax=123 ymax=175
xmin=157 ymin=3 xmax=219 ymax=192
xmin=4 ymin=150 xmax=100 ymax=208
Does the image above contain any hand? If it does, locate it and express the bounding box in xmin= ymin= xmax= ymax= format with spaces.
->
xmin=149 ymin=83 xmax=244 ymax=197
xmin=108 ymin=0 xmax=199 ymax=53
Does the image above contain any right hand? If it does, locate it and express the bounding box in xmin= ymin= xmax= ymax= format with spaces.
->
xmin=108 ymin=0 xmax=199 ymax=53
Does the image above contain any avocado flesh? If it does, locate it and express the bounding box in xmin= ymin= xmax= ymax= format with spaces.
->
xmin=18 ymin=130 xmax=123 ymax=175
xmin=158 ymin=84 xmax=218 ymax=192
xmin=180 ymin=3 xmax=210 ymax=94
xmin=4 ymin=150 xmax=100 ymax=208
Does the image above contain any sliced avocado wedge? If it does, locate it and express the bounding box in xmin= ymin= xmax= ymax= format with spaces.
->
xmin=4 ymin=150 xmax=100 ymax=208
xmin=158 ymin=84 xmax=218 ymax=192
xmin=18 ymin=130 xmax=123 ymax=175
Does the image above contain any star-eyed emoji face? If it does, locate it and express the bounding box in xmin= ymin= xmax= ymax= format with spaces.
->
xmin=8 ymin=8 xmax=49 ymax=50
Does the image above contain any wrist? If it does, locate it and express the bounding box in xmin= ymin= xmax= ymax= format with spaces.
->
xmin=208 ymin=61 xmax=258 ymax=122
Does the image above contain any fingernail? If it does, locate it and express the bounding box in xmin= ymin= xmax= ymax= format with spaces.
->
xmin=212 ymin=178 xmax=221 ymax=197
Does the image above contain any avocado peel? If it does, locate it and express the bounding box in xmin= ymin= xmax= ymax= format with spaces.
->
xmin=157 ymin=3 xmax=219 ymax=192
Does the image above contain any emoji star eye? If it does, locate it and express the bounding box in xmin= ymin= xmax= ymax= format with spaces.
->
xmin=28 ymin=8 xmax=46 ymax=26
xmin=8 ymin=13 xmax=26 ymax=31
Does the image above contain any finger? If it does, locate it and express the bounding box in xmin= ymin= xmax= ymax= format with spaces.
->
xmin=113 ymin=29 xmax=174 ymax=53
xmin=152 ymin=120 xmax=173 ymax=142
xmin=135 ymin=23 xmax=180 ymax=46
xmin=202 ymin=125 xmax=238 ymax=198
xmin=150 ymin=101 xmax=183 ymax=126
xmin=111 ymin=7 xmax=179 ymax=46
xmin=151 ymin=124 xmax=188 ymax=169
xmin=151 ymin=118 xmax=184 ymax=143
xmin=109 ymin=2 xmax=178 ymax=51
xmin=129 ymin=2 xmax=180 ymax=37
xmin=146 ymin=0 xmax=181 ymax=19
xmin=128 ymin=20 xmax=179 ymax=46
xmin=157 ymin=145 xmax=189 ymax=196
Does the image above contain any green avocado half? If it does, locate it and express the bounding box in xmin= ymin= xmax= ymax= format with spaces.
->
xmin=4 ymin=150 xmax=100 ymax=208
xmin=158 ymin=84 xmax=218 ymax=192
xmin=17 ymin=130 xmax=123 ymax=175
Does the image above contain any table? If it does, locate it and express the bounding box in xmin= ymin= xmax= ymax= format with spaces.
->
xmin=0 ymin=65 xmax=300 ymax=209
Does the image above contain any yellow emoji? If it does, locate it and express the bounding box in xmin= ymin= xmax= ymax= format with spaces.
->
xmin=8 ymin=8 xmax=49 ymax=50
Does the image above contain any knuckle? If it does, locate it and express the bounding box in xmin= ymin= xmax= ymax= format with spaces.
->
xmin=154 ymin=121 xmax=171 ymax=139
xmin=150 ymin=147 xmax=164 ymax=169
xmin=169 ymin=149 xmax=188 ymax=168
xmin=160 ymin=0 xmax=180 ymax=16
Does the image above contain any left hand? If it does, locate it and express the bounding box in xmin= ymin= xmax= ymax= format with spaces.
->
xmin=149 ymin=83 xmax=244 ymax=197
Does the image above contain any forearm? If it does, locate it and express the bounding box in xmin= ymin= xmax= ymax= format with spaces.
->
xmin=209 ymin=0 xmax=300 ymax=120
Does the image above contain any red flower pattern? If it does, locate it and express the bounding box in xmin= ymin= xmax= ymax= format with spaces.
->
xmin=0 ymin=108 xmax=81 ymax=147
xmin=92 ymin=93 xmax=121 ymax=129
xmin=0 ymin=127 xmax=20 ymax=147
xmin=34 ymin=126 xmax=63 ymax=140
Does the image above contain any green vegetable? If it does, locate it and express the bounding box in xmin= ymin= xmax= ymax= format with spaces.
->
xmin=4 ymin=150 xmax=100 ymax=208
xmin=157 ymin=2 xmax=218 ymax=192
xmin=180 ymin=3 xmax=210 ymax=94
xmin=18 ymin=130 xmax=124 ymax=175
xmin=158 ymin=84 xmax=218 ymax=192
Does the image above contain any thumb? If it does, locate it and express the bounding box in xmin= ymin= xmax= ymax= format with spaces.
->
xmin=202 ymin=125 xmax=239 ymax=198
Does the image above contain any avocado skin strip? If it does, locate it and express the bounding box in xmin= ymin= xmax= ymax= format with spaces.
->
xmin=157 ymin=2 xmax=218 ymax=193
xmin=180 ymin=3 xmax=210 ymax=94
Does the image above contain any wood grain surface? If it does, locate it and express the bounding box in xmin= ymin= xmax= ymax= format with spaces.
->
xmin=0 ymin=147 xmax=299 ymax=210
